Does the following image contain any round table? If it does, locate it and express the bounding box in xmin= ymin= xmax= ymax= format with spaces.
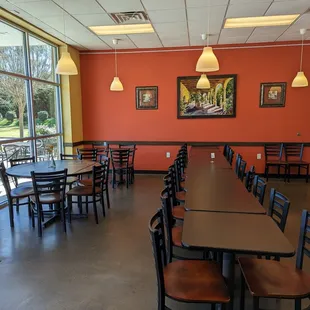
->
xmin=6 ymin=159 xmax=100 ymax=178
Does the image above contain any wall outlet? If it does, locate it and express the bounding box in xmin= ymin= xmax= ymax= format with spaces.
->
xmin=257 ymin=153 xmax=262 ymax=160
xmin=166 ymin=152 xmax=171 ymax=158
xmin=211 ymin=153 xmax=215 ymax=159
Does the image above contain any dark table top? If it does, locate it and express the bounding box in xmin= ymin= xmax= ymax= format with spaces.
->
xmin=6 ymin=160 xmax=100 ymax=178
xmin=182 ymin=211 xmax=295 ymax=257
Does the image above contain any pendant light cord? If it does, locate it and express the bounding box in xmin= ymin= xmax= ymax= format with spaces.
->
xmin=114 ymin=46 xmax=118 ymax=76
xmin=207 ymin=0 xmax=210 ymax=47
xmin=300 ymin=32 xmax=304 ymax=72
xmin=63 ymin=0 xmax=66 ymax=44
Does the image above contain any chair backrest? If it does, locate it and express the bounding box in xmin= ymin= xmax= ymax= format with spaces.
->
xmin=0 ymin=162 xmax=12 ymax=199
xmin=296 ymin=210 xmax=310 ymax=270
xmin=9 ymin=156 xmax=35 ymax=186
xmin=173 ymin=158 xmax=183 ymax=192
xmin=95 ymin=147 xmax=109 ymax=158
xmin=284 ymin=143 xmax=304 ymax=161
xmin=245 ymin=165 xmax=256 ymax=192
xmin=163 ymin=172 xmax=178 ymax=207
xmin=110 ymin=149 xmax=130 ymax=168
xmin=234 ymin=153 xmax=242 ymax=175
xmin=238 ymin=159 xmax=247 ymax=182
xmin=264 ymin=143 xmax=283 ymax=161
xmin=268 ymin=188 xmax=290 ymax=232
xmin=223 ymin=144 xmax=229 ymax=158
xmin=99 ymin=155 xmax=110 ymax=185
xmin=228 ymin=148 xmax=234 ymax=166
xmin=252 ymin=175 xmax=266 ymax=205
xmin=77 ymin=148 xmax=97 ymax=161
xmin=92 ymin=165 xmax=106 ymax=192
xmin=160 ymin=188 xmax=174 ymax=263
xmin=31 ymin=169 xmax=68 ymax=204
xmin=60 ymin=153 xmax=80 ymax=160
xmin=148 ymin=208 xmax=167 ymax=310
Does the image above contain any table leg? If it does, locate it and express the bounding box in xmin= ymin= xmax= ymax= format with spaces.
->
xmin=222 ymin=252 xmax=235 ymax=310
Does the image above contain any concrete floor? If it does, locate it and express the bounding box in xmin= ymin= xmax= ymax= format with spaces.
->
xmin=0 ymin=175 xmax=309 ymax=310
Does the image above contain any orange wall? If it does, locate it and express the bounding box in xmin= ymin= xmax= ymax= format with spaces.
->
xmin=80 ymin=43 xmax=310 ymax=172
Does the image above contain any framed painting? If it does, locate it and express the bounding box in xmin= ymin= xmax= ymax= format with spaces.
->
xmin=177 ymin=75 xmax=237 ymax=119
xmin=260 ymin=82 xmax=286 ymax=108
xmin=136 ymin=86 xmax=158 ymax=110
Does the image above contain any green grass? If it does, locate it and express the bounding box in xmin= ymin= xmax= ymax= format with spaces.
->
xmin=0 ymin=126 xmax=29 ymax=138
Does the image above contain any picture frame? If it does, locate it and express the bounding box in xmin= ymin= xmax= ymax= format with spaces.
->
xmin=260 ymin=82 xmax=286 ymax=108
xmin=136 ymin=86 xmax=158 ymax=110
xmin=177 ymin=75 xmax=237 ymax=119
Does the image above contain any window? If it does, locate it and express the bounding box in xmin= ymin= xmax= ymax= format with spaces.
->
xmin=0 ymin=19 xmax=62 ymax=163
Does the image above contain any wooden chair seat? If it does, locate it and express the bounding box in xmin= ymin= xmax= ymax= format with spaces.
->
xmin=67 ymin=177 xmax=78 ymax=184
xmin=239 ymin=257 xmax=310 ymax=299
xmin=164 ymin=260 xmax=230 ymax=303
xmin=286 ymin=160 xmax=309 ymax=165
xmin=67 ymin=186 xmax=101 ymax=196
xmin=172 ymin=226 xmax=183 ymax=247
xmin=172 ymin=206 xmax=185 ymax=220
xmin=78 ymin=179 xmax=106 ymax=187
xmin=11 ymin=186 xmax=34 ymax=198
xmin=17 ymin=181 xmax=33 ymax=188
xmin=31 ymin=193 xmax=63 ymax=204
xmin=176 ymin=191 xmax=186 ymax=203
xmin=266 ymin=160 xmax=287 ymax=165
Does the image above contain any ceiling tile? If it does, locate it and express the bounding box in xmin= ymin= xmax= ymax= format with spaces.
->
xmin=147 ymin=9 xmax=186 ymax=23
xmin=52 ymin=0 xmax=104 ymax=15
xmin=252 ymin=26 xmax=288 ymax=36
xmin=161 ymin=37 xmax=189 ymax=47
xmin=226 ymin=2 xmax=271 ymax=18
xmin=221 ymin=27 xmax=254 ymax=37
xmin=277 ymin=33 xmax=304 ymax=41
xmin=129 ymin=33 xmax=163 ymax=48
xmin=8 ymin=0 xmax=49 ymax=3
xmin=187 ymin=5 xmax=227 ymax=24
xmin=186 ymin=0 xmax=229 ymax=7
xmin=153 ymin=21 xmax=188 ymax=37
xmin=287 ymin=13 xmax=310 ymax=31
xmin=190 ymin=34 xmax=219 ymax=46
xmin=73 ymin=13 xmax=115 ymax=26
xmin=230 ymin=0 xmax=271 ymax=3
xmin=247 ymin=34 xmax=279 ymax=43
xmin=266 ymin=0 xmax=310 ymax=15
xmin=218 ymin=35 xmax=249 ymax=44
xmin=141 ymin=0 xmax=185 ymax=11
xmin=96 ymin=0 xmax=143 ymax=13
xmin=188 ymin=17 xmax=225 ymax=36
xmin=99 ymin=34 xmax=136 ymax=48
xmin=13 ymin=0 xmax=64 ymax=17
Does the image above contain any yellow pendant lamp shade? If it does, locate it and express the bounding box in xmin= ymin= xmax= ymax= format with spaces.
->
xmin=292 ymin=71 xmax=308 ymax=87
xmin=110 ymin=77 xmax=124 ymax=91
xmin=196 ymin=47 xmax=219 ymax=72
xmin=56 ymin=51 xmax=78 ymax=75
xmin=196 ymin=74 xmax=210 ymax=89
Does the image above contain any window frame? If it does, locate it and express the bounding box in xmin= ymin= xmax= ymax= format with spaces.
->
xmin=0 ymin=18 xmax=64 ymax=159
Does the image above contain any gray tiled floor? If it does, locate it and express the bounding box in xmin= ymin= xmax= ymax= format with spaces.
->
xmin=0 ymin=175 xmax=309 ymax=310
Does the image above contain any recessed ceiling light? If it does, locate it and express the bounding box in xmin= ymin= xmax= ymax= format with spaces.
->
xmin=224 ymin=14 xmax=300 ymax=28
xmin=89 ymin=24 xmax=154 ymax=35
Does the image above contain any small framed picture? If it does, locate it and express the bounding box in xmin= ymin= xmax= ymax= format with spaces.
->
xmin=260 ymin=82 xmax=287 ymax=108
xmin=136 ymin=86 xmax=158 ymax=110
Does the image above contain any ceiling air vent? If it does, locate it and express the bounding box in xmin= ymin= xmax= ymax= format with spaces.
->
xmin=109 ymin=11 xmax=150 ymax=24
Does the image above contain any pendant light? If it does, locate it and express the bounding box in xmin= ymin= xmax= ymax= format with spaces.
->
xmin=56 ymin=0 xmax=78 ymax=75
xmin=110 ymin=38 xmax=124 ymax=91
xmin=197 ymin=74 xmax=210 ymax=89
xmin=292 ymin=29 xmax=308 ymax=88
xmin=196 ymin=2 xmax=219 ymax=73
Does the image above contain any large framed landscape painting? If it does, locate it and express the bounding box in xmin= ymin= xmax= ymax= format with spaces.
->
xmin=177 ymin=75 xmax=237 ymax=119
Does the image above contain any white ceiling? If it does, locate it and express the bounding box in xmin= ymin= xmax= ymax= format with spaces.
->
xmin=0 ymin=0 xmax=310 ymax=50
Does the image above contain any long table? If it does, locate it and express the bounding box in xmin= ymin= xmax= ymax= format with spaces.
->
xmin=182 ymin=146 xmax=295 ymax=310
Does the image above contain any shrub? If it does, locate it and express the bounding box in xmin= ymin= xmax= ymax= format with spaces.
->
xmin=36 ymin=124 xmax=56 ymax=136
xmin=9 ymin=119 xmax=19 ymax=127
xmin=23 ymin=113 xmax=28 ymax=125
xmin=43 ymin=118 xmax=56 ymax=128
xmin=5 ymin=111 xmax=16 ymax=122
xmin=0 ymin=113 xmax=3 ymax=120
xmin=37 ymin=111 xmax=49 ymax=123
xmin=0 ymin=119 xmax=9 ymax=126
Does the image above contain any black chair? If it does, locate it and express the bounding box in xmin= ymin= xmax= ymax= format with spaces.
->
xmin=31 ymin=169 xmax=68 ymax=237
xmin=9 ymin=156 xmax=35 ymax=188
xmin=149 ymin=209 xmax=230 ymax=310
xmin=67 ymin=164 xmax=107 ymax=224
xmin=110 ymin=149 xmax=130 ymax=188
xmin=0 ymin=162 xmax=33 ymax=227
xmin=77 ymin=148 xmax=97 ymax=161
xmin=60 ymin=153 xmax=80 ymax=189
xmin=238 ymin=159 xmax=247 ymax=182
xmin=284 ymin=143 xmax=309 ymax=183
xmin=264 ymin=143 xmax=287 ymax=181
xmin=238 ymin=210 xmax=310 ymax=310
xmin=234 ymin=153 xmax=242 ymax=175
xmin=228 ymin=148 xmax=234 ymax=166
xmin=268 ymin=188 xmax=290 ymax=232
xmin=244 ymin=166 xmax=255 ymax=192
xmin=169 ymin=164 xmax=186 ymax=204
xmin=223 ymin=144 xmax=229 ymax=159
xmin=119 ymin=145 xmax=136 ymax=184
xmin=252 ymin=175 xmax=266 ymax=206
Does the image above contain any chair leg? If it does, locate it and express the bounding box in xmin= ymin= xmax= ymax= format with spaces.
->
xmin=126 ymin=170 xmax=129 ymax=189
xmin=106 ymin=186 xmax=110 ymax=209
xmin=78 ymin=196 xmax=82 ymax=214
xmin=287 ymin=165 xmax=291 ymax=183
xmin=37 ymin=204 xmax=42 ymax=237
xmin=240 ymin=272 xmax=246 ymax=310
xmin=211 ymin=304 xmax=216 ymax=310
xmin=85 ymin=196 xmax=89 ymax=214
xmin=67 ymin=196 xmax=72 ymax=224
xmin=27 ymin=197 xmax=31 ymax=217
xmin=101 ymin=192 xmax=105 ymax=217
xmin=31 ymin=202 xmax=35 ymax=228
xmin=253 ymin=297 xmax=259 ymax=310
xmin=266 ymin=165 xmax=269 ymax=181
xmin=61 ymin=202 xmax=66 ymax=233
xmin=112 ymin=170 xmax=116 ymax=189
xmin=16 ymin=198 xmax=19 ymax=214
xmin=8 ymin=199 xmax=14 ymax=228
xmin=295 ymin=299 xmax=301 ymax=310
xmin=93 ymin=194 xmax=99 ymax=224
